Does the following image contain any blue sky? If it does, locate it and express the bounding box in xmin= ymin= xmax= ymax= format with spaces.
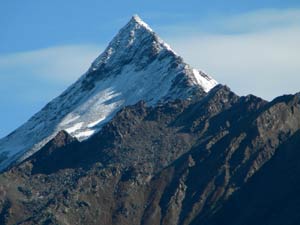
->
xmin=1 ymin=0 xmax=300 ymax=137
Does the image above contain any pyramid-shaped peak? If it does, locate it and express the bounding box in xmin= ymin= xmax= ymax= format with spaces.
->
xmin=129 ymin=14 xmax=153 ymax=31
xmin=131 ymin=14 xmax=142 ymax=22
xmin=130 ymin=14 xmax=144 ymax=24
xmin=89 ymin=15 xmax=176 ymax=72
xmin=0 ymin=15 xmax=218 ymax=171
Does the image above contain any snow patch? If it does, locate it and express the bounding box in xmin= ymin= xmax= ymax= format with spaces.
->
xmin=192 ymin=69 xmax=218 ymax=92
xmin=75 ymin=130 xmax=96 ymax=139
xmin=88 ymin=117 xmax=106 ymax=128
xmin=131 ymin=15 xmax=153 ymax=32
xmin=65 ymin=122 xmax=83 ymax=134
xmin=61 ymin=115 xmax=80 ymax=126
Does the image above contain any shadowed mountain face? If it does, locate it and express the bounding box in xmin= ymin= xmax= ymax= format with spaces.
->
xmin=1 ymin=85 xmax=300 ymax=225
xmin=199 ymin=130 xmax=300 ymax=225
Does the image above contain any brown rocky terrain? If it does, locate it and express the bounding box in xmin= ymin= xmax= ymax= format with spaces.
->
xmin=0 ymin=85 xmax=300 ymax=225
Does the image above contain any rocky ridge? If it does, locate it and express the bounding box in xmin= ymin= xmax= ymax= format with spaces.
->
xmin=0 ymin=85 xmax=300 ymax=225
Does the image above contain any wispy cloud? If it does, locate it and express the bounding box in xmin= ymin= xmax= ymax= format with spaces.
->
xmin=157 ymin=8 xmax=300 ymax=35
xmin=219 ymin=8 xmax=300 ymax=33
xmin=0 ymin=44 xmax=102 ymax=105
xmin=0 ymin=45 xmax=102 ymax=84
xmin=163 ymin=8 xmax=300 ymax=100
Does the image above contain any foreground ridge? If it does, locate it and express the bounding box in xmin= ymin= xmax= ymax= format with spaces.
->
xmin=1 ymin=87 xmax=300 ymax=225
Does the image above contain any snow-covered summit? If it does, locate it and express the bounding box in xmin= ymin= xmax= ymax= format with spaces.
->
xmin=130 ymin=14 xmax=154 ymax=32
xmin=0 ymin=15 xmax=217 ymax=170
xmin=89 ymin=14 xmax=177 ymax=73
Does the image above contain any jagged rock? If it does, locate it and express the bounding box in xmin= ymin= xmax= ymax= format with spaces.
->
xmin=0 ymin=87 xmax=300 ymax=225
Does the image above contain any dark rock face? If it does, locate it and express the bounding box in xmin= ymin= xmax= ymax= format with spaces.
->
xmin=0 ymin=86 xmax=300 ymax=225
xmin=24 ymin=130 xmax=80 ymax=175
xmin=200 ymin=130 xmax=300 ymax=225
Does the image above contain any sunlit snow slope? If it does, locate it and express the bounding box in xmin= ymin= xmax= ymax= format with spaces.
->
xmin=0 ymin=15 xmax=217 ymax=170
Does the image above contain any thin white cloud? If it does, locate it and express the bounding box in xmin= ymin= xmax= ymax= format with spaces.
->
xmin=163 ymin=8 xmax=300 ymax=100
xmin=0 ymin=45 xmax=102 ymax=84
xmin=220 ymin=8 xmax=300 ymax=33
xmin=0 ymin=44 xmax=102 ymax=116
xmin=157 ymin=8 xmax=300 ymax=35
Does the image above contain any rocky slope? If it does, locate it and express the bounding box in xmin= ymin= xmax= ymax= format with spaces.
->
xmin=1 ymin=86 xmax=300 ymax=225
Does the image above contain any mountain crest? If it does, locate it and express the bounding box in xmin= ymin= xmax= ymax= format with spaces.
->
xmin=0 ymin=15 xmax=217 ymax=170
xmin=130 ymin=14 xmax=153 ymax=31
xmin=89 ymin=14 xmax=176 ymax=74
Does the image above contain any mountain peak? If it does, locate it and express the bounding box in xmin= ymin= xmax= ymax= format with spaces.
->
xmin=89 ymin=15 xmax=168 ymax=72
xmin=0 ymin=16 xmax=217 ymax=170
xmin=131 ymin=14 xmax=142 ymax=22
xmin=129 ymin=14 xmax=153 ymax=31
